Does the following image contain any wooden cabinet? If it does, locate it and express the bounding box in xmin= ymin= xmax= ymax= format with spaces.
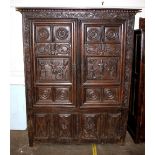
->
xmin=17 ymin=8 xmax=139 ymax=146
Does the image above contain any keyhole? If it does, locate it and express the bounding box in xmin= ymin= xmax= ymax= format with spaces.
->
xmin=102 ymin=1 xmax=104 ymax=5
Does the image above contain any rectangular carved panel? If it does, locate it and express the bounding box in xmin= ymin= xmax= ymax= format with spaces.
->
xmin=35 ymin=43 xmax=71 ymax=56
xmin=107 ymin=112 xmax=121 ymax=139
xmin=36 ymin=58 xmax=71 ymax=82
xmin=79 ymin=114 xmax=100 ymax=140
xmin=57 ymin=114 xmax=73 ymax=140
xmin=34 ymin=114 xmax=49 ymax=138
xmin=86 ymin=57 xmax=120 ymax=82
xmin=85 ymin=44 xmax=121 ymax=56
xmin=35 ymin=25 xmax=51 ymax=43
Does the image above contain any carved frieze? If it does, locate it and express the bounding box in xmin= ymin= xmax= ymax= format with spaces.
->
xmin=35 ymin=43 xmax=71 ymax=56
xmin=85 ymin=44 xmax=121 ymax=56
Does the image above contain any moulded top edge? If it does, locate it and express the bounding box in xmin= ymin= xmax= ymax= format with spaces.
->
xmin=16 ymin=7 xmax=141 ymax=13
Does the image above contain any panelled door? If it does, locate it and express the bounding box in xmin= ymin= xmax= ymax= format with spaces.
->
xmin=80 ymin=20 xmax=125 ymax=107
xmin=33 ymin=19 xmax=77 ymax=107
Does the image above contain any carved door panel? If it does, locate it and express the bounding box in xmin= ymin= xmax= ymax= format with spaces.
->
xmin=80 ymin=20 xmax=125 ymax=107
xmin=56 ymin=114 xmax=76 ymax=141
xmin=34 ymin=114 xmax=50 ymax=138
xmin=101 ymin=112 xmax=122 ymax=142
xmin=32 ymin=19 xmax=77 ymax=107
xmin=79 ymin=114 xmax=100 ymax=141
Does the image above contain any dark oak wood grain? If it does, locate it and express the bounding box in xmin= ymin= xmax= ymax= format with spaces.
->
xmin=17 ymin=8 xmax=139 ymax=146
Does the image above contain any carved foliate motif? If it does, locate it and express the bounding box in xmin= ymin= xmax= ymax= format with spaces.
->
xmin=58 ymin=114 xmax=72 ymax=138
xmin=37 ymin=58 xmax=70 ymax=81
xmin=87 ymin=57 xmax=119 ymax=80
xmin=36 ymin=26 xmax=51 ymax=43
xmin=80 ymin=114 xmax=100 ymax=139
xmin=35 ymin=43 xmax=71 ymax=56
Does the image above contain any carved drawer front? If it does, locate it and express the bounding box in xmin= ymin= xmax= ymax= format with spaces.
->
xmin=82 ymin=86 xmax=120 ymax=106
xmin=79 ymin=114 xmax=100 ymax=140
xmin=36 ymin=58 xmax=71 ymax=82
xmin=35 ymin=86 xmax=73 ymax=106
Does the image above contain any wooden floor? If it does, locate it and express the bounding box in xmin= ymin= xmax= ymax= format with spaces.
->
xmin=10 ymin=130 xmax=145 ymax=155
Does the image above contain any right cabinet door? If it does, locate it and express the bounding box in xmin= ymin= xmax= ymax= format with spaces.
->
xmin=79 ymin=20 xmax=125 ymax=107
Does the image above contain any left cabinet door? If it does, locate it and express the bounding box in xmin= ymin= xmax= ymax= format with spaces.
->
xmin=32 ymin=19 xmax=77 ymax=107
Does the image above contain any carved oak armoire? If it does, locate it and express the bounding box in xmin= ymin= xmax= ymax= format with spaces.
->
xmin=17 ymin=8 xmax=139 ymax=146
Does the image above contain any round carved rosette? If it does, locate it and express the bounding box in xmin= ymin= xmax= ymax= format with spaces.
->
xmin=87 ymin=28 xmax=100 ymax=41
xmin=105 ymin=29 xmax=119 ymax=41
xmin=56 ymin=27 xmax=69 ymax=41
xmin=38 ymin=28 xmax=50 ymax=41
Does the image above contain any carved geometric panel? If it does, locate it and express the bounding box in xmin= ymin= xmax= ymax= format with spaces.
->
xmin=85 ymin=44 xmax=121 ymax=56
xmin=80 ymin=114 xmax=100 ymax=140
xmin=37 ymin=87 xmax=52 ymax=102
xmin=105 ymin=27 xmax=120 ymax=43
xmin=86 ymin=27 xmax=102 ymax=43
xmin=57 ymin=114 xmax=72 ymax=139
xmin=36 ymin=25 xmax=51 ymax=43
xmin=86 ymin=57 xmax=120 ymax=81
xmin=54 ymin=87 xmax=70 ymax=103
xmin=53 ymin=26 xmax=71 ymax=42
xmin=35 ymin=43 xmax=71 ymax=56
xmin=37 ymin=58 xmax=70 ymax=82
xmin=34 ymin=114 xmax=49 ymax=138
xmin=85 ymin=88 xmax=101 ymax=102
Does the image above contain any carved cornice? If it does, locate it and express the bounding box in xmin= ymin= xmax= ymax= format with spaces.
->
xmin=17 ymin=8 xmax=140 ymax=20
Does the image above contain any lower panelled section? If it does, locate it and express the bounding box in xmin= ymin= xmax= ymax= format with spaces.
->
xmin=33 ymin=109 xmax=128 ymax=144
